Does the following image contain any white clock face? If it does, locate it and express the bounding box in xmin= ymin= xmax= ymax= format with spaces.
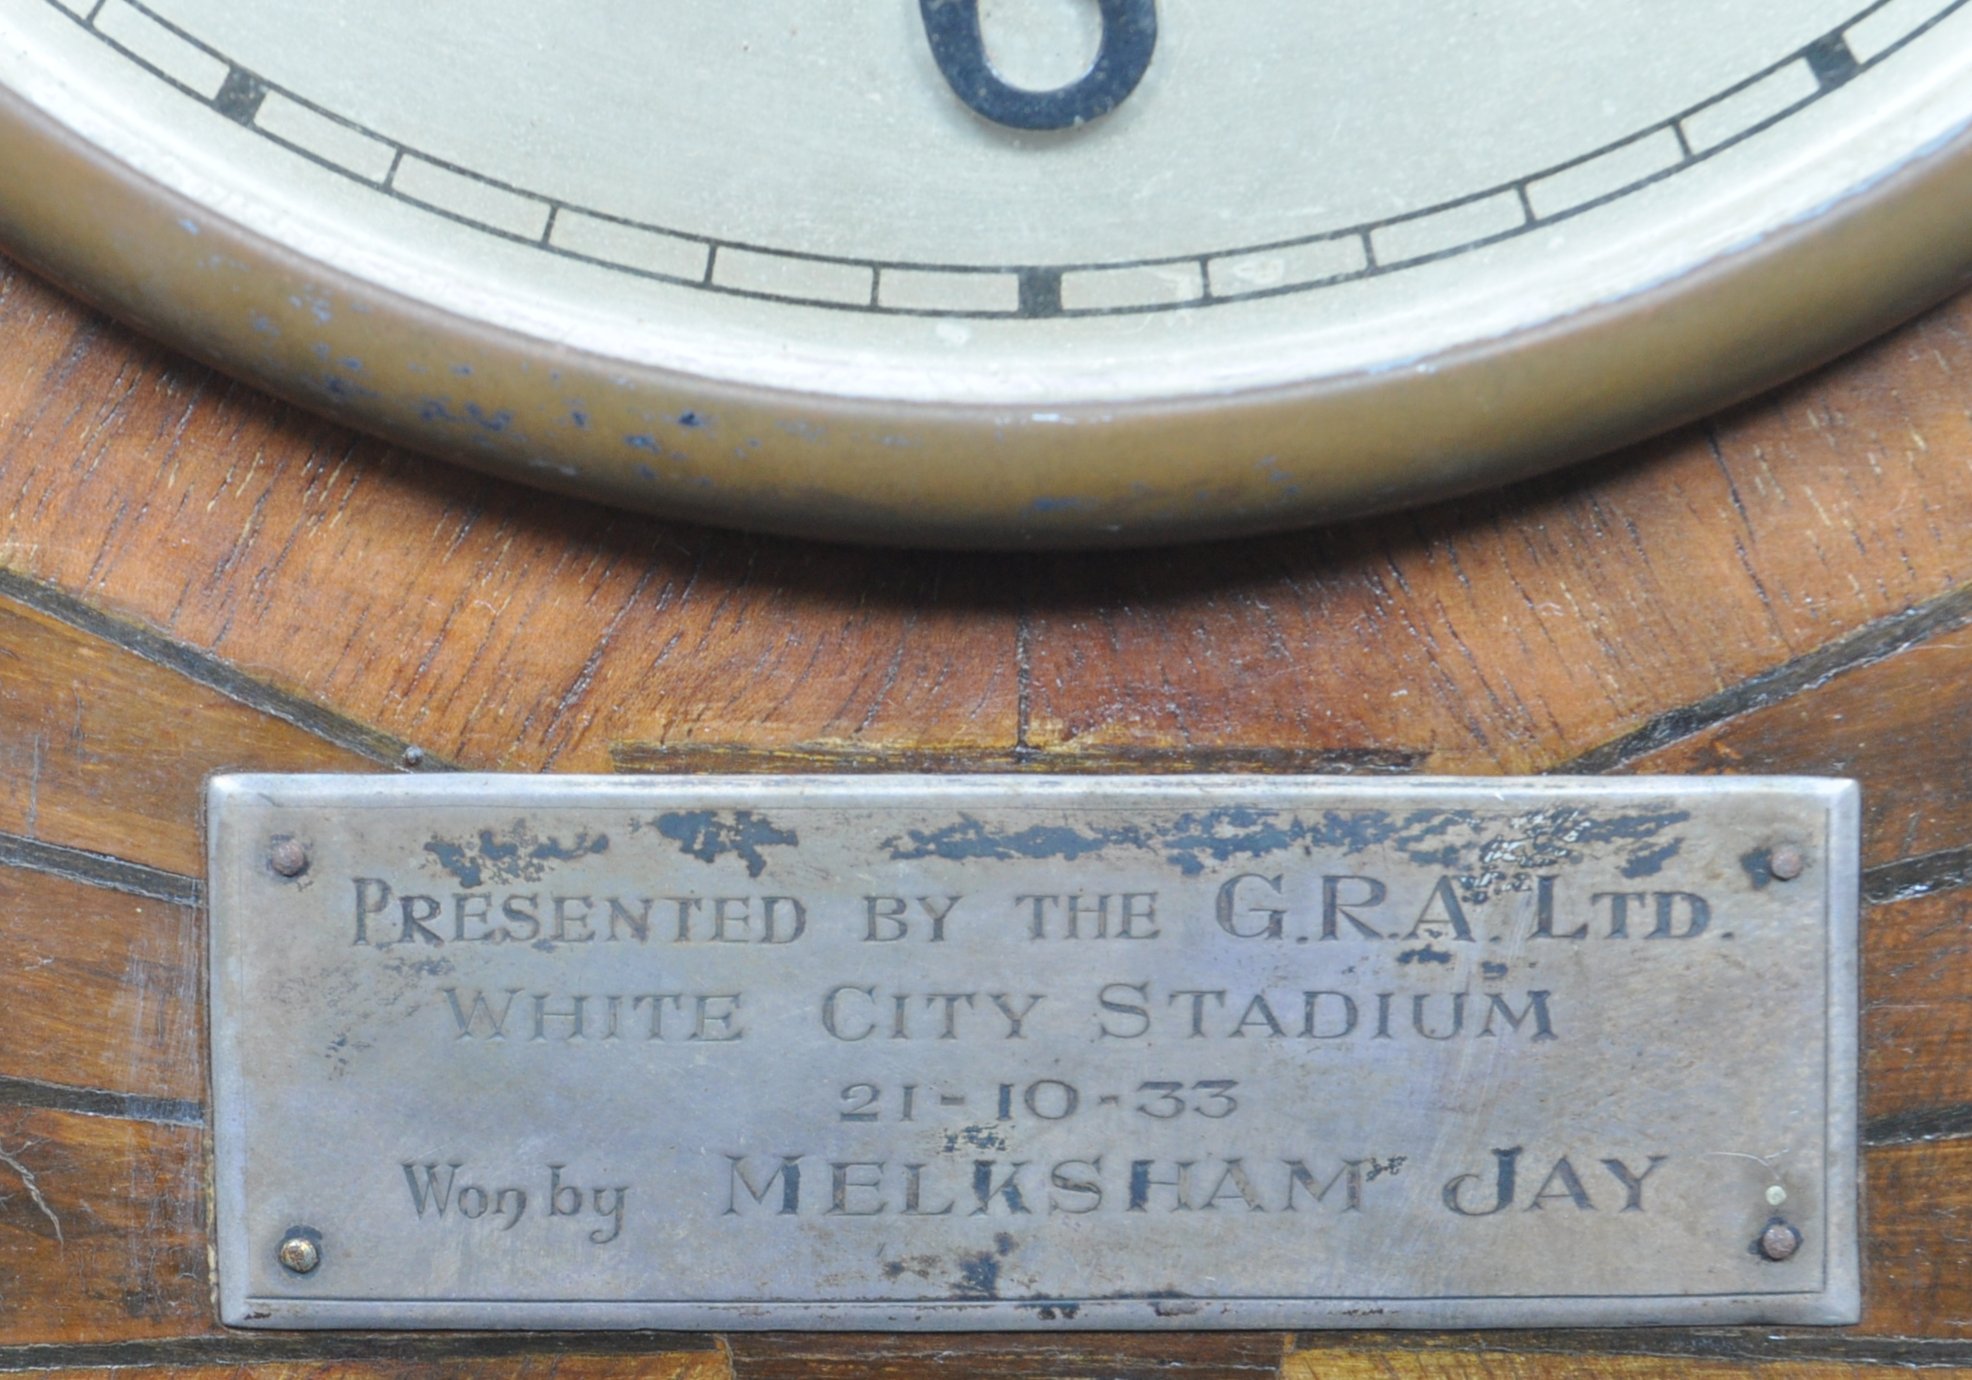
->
xmin=3 ymin=0 xmax=1972 ymax=540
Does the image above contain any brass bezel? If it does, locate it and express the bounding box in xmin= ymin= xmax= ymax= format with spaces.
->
xmin=3 ymin=83 xmax=1971 ymax=548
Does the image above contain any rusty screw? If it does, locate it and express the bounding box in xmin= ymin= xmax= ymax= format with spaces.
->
xmin=1769 ymin=845 xmax=1807 ymax=882
xmin=277 ymin=1230 xmax=321 ymax=1275
xmin=268 ymin=838 xmax=310 ymax=879
xmin=1759 ymin=1220 xmax=1802 ymax=1262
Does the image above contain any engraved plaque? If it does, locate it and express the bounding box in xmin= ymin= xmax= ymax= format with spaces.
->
xmin=209 ymin=774 xmax=1859 ymax=1330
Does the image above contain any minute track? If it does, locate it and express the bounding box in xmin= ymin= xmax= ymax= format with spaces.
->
xmin=35 ymin=0 xmax=1966 ymax=320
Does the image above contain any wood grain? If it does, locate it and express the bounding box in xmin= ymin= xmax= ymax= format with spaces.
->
xmin=1857 ymin=1137 xmax=1972 ymax=1339
xmin=1862 ymin=888 xmax=1972 ymax=1129
xmin=1022 ymin=296 xmax=1972 ymax=772
xmin=1632 ymin=613 xmax=1972 ymax=871
xmin=0 ymin=1107 xmax=205 ymax=1346
xmin=1281 ymin=1351 xmax=1972 ymax=1379
xmin=12 ymin=247 xmax=1972 ymax=783
xmin=0 ymin=591 xmax=371 ymax=877
xmin=725 ymin=1333 xmax=1288 ymax=1379
xmin=0 ymin=267 xmax=1018 ymax=775
xmin=0 ymin=865 xmax=199 ymax=1106
xmin=14 ymin=1360 xmax=730 ymax=1380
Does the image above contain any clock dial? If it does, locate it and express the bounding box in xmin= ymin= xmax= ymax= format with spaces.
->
xmin=3 ymin=0 xmax=1972 ymax=544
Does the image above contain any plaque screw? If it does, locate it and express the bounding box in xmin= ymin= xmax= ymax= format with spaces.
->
xmin=1769 ymin=845 xmax=1807 ymax=881
xmin=268 ymin=838 xmax=310 ymax=879
xmin=401 ymin=745 xmax=426 ymax=768
xmin=1759 ymin=1220 xmax=1803 ymax=1262
xmin=277 ymin=1229 xmax=321 ymax=1275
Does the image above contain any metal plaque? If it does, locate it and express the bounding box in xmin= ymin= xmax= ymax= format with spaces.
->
xmin=209 ymin=774 xmax=1859 ymax=1330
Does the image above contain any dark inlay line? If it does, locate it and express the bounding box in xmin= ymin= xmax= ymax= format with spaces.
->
xmin=0 ymin=830 xmax=201 ymax=907
xmin=1557 ymin=580 xmax=1972 ymax=775
xmin=0 ymin=1334 xmax=725 ymax=1373
xmin=610 ymin=742 xmax=1427 ymax=775
xmin=1862 ymin=844 xmax=1972 ymax=905
xmin=1289 ymin=1330 xmax=1972 ymax=1369
xmin=0 ymin=567 xmax=448 ymax=771
xmin=1864 ymin=1101 xmax=1972 ymax=1147
xmin=0 ymin=1074 xmax=203 ymax=1129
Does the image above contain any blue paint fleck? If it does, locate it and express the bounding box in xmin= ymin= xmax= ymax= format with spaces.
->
xmin=248 ymin=312 xmax=279 ymax=337
xmin=177 ymin=217 xmax=201 ymax=236
xmin=416 ymin=399 xmax=512 ymax=432
xmin=1622 ymin=839 xmax=1683 ymax=879
xmin=1398 ymin=945 xmax=1454 ymax=966
xmin=426 ymin=825 xmax=608 ymax=888
xmin=954 ymin=1253 xmax=1000 ymax=1298
xmin=453 ymin=363 xmax=474 ymax=377
xmin=638 ymin=810 xmax=797 ymax=879
xmin=677 ymin=410 xmax=707 ymax=429
xmin=414 ymin=399 xmax=510 ymax=430
xmin=635 ymin=464 xmax=658 ymax=481
xmin=942 ymin=1124 xmax=1008 ymax=1153
xmin=626 ymin=433 xmax=685 ymax=459
xmin=569 ymin=410 xmax=589 ymax=429
xmin=952 ymin=1233 xmax=1016 ymax=1300
xmin=1257 ymin=456 xmax=1299 ymax=491
xmin=289 ymin=293 xmax=333 ymax=324
xmin=879 ymin=805 xmax=1688 ymax=882
xmin=884 ymin=814 xmax=1139 ymax=866
xmin=1739 ymin=848 xmax=1775 ymax=891
xmin=1029 ymin=496 xmax=1094 ymax=514
xmin=319 ymin=374 xmax=379 ymax=402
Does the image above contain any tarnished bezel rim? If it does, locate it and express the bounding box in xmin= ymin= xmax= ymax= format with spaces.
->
xmin=3 ymin=80 xmax=1972 ymax=549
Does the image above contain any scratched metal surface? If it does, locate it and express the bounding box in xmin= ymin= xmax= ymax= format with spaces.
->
xmin=207 ymin=774 xmax=1859 ymax=1330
